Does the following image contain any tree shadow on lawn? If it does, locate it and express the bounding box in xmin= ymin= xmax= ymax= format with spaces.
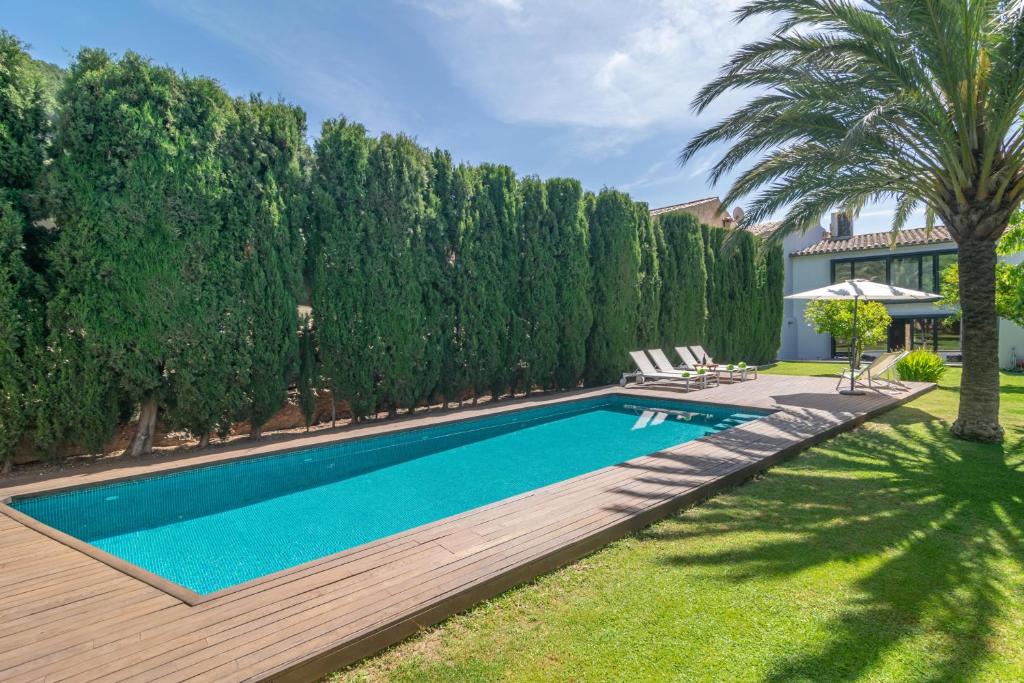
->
xmin=648 ymin=408 xmax=1024 ymax=681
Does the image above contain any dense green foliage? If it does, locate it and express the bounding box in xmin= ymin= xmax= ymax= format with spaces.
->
xmin=548 ymin=178 xmax=593 ymax=391
xmin=804 ymin=300 xmax=892 ymax=362
xmin=896 ymin=349 xmax=947 ymax=383
xmin=0 ymin=32 xmax=50 ymax=469
xmin=584 ymin=190 xmax=641 ymax=385
xmin=700 ymin=226 xmax=785 ymax=365
xmin=657 ymin=213 xmax=706 ymax=350
xmin=517 ymin=176 xmax=558 ymax=394
xmin=939 ymin=214 xmax=1024 ymax=327
xmin=1 ymin=32 xmax=785 ymax=459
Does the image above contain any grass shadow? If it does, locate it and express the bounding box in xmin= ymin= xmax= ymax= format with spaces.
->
xmin=647 ymin=405 xmax=1023 ymax=681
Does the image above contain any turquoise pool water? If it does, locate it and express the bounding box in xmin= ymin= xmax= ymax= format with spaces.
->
xmin=11 ymin=396 xmax=764 ymax=595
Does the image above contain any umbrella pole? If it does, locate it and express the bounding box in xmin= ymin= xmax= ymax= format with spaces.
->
xmin=841 ymin=294 xmax=865 ymax=395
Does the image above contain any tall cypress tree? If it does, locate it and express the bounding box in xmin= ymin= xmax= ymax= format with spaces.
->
xmin=48 ymin=50 xmax=229 ymax=455
xmin=309 ymin=119 xmax=376 ymax=419
xmin=461 ymin=164 xmax=519 ymax=400
xmin=0 ymin=200 xmax=41 ymax=471
xmin=635 ymin=204 xmax=663 ymax=348
xmin=517 ymin=176 xmax=558 ymax=393
xmin=752 ymin=238 xmax=784 ymax=364
xmin=548 ymin=179 xmax=591 ymax=390
xmin=657 ymin=212 xmax=707 ymax=350
xmin=585 ymin=189 xmax=641 ymax=385
xmin=161 ymin=79 xmax=241 ymax=447
xmin=222 ymin=97 xmax=306 ymax=438
xmin=432 ymin=155 xmax=478 ymax=406
xmin=364 ymin=133 xmax=432 ymax=414
xmin=0 ymin=32 xmax=50 ymax=470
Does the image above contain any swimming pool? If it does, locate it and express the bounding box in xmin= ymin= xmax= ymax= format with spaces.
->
xmin=9 ymin=396 xmax=764 ymax=596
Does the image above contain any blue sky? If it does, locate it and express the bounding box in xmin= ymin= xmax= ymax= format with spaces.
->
xmin=6 ymin=0 xmax=906 ymax=232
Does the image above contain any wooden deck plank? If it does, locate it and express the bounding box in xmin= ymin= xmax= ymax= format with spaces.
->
xmin=0 ymin=375 xmax=932 ymax=682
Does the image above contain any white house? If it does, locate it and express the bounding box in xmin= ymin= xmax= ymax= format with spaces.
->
xmin=771 ymin=213 xmax=1024 ymax=369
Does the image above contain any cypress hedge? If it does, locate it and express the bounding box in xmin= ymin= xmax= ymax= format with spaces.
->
xmin=548 ymin=178 xmax=592 ymax=391
xmin=308 ymin=119 xmax=376 ymax=419
xmin=658 ymin=212 xmax=707 ymax=350
xmin=584 ymin=189 xmax=642 ymax=385
xmin=517 ymin=176 xmax=558 ymax=394
xmin=4 ymin=32 xmax=785 ymax=460
xmin=0 ymin=32 xmax=50 ymax=470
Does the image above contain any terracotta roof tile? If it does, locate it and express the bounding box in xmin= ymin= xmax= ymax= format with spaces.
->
xmin=745 ymin=221 xmax=783 ymax=238
xmin=791 ymin=226 xmax=953 ymax=256
xmin=649 ymin=197 xmax=719 ymax=217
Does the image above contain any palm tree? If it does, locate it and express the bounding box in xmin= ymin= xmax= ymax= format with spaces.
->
xmin=683 ymin=0 xmax=1024 ymax=442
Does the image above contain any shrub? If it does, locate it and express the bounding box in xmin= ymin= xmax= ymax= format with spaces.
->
xmin=896 ymin=349 xmax=947 ymax=382
xmin=804 ymin=299 xmax=891 ymax=363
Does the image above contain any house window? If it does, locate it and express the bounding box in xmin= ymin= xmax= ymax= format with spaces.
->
xmin=832 ymin=261 xmax=853 ymax=283
xmin=854 ymin=258 xmax=886 ymax=283
xmin=830 ymin=249 xmax=956 ymax=293
xmin=891 ymin=256 xmax=920 ymax=290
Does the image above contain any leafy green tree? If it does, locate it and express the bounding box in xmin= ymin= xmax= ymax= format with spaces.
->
xmin=223 ymin=97 xmax=307 ymax=438
xmin=703 ymin=227 xmax=758 ymax=363
xmin=635 ymin=204 xmax=663 ymax=348
xmin=753 ymin=237 xmax=785 ymax=364
xmin=517 ymin=176 xmax=558 ymax=393
xmin=461 ymin=163 xmax=519 ymax=400
xmin=547 ymin=178 xmax=592 ymax=390
xmin=0 ymin=200 xmax=40 ymax=471
xmin=48 ymin=50 xmax=229 ymax=455
xmin=585 ymin=189 xmax=641 ymax=385
xmin=657 ymin=212 xmax=707 ymax=351
xmin=430 ymin=152 xmax=477 ymax=406
xmin=804 ymin=300 xmax=892 ymax=364
xmin=309 ymin=119 xmax=376 ymax=419
xmin=683 ymin=0 xmax=1024 ymax=441
xmin=940 ymin=215 xmax=1024 ymax=327
xmin=364 ymin=133 xmax=432 ymax=414
xmin=0 ymin=32 xmax=50 ymax=470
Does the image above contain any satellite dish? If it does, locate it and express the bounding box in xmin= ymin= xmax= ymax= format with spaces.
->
xmin=733 ymin=207 xmax=745 ymax=224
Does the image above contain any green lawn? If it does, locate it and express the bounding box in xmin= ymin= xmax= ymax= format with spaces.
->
xmin=334 ymin=364 xmax=1024 ymax=682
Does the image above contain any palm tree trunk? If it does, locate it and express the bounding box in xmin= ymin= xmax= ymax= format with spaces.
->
xmin=952 ymin=237 xmax=1003 ymax=442
xmin=125 ymin=399 xmax=158 ymax=456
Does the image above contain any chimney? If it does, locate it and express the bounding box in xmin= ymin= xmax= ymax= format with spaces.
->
xmin=830 ymin=211 xmax=853 ymax=239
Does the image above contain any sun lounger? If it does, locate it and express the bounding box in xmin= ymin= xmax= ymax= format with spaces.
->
xmin=619 ymin=351 xmax=710 ymax=391
xmin=647 ymin=348 xmax=719 ymax=387
xmin=676 ymin=346 xmax=743 ymax=383
xmin=838 ymin=350 xmax=908 ymax=391
xmin=689 ymin=344 xmax=757 ymax=380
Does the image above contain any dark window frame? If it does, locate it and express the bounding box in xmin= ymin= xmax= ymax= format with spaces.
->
xmin=829 ymin=248 xmax=957 ymax=292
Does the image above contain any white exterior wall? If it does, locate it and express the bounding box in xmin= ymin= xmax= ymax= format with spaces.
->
xmin=778 ymin=226 xmax=829 ymax=359
xmin=999 ymin=250 xmax=1024 ymax=370
xmin=784 ymin=242 xmax=1024 ymax=368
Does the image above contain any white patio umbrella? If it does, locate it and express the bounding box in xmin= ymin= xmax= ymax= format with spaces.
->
xmin=785 ymin=279 xmax=942 ymax=394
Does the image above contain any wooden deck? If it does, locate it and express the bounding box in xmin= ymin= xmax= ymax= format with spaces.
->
xmin=0 ymin=374 xmax=932 ymax=682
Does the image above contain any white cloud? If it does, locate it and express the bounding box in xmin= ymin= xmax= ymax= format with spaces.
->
xmin=412 ymin=0 xmax=774 ymax=131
